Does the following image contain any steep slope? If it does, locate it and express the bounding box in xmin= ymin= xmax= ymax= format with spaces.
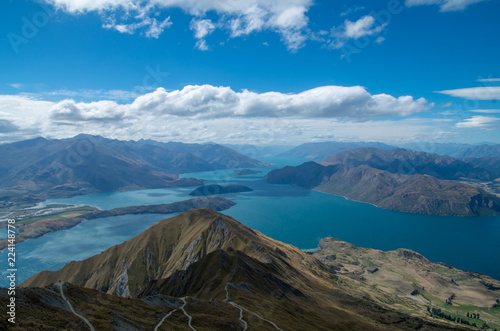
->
xmin=18 ymin=209 xmax=472 ymax=330
xmin=0 ymin=135 xmax=269 ymax=206
xmin=279 ymin=141 xmax=396 ymax=161
xmin=321 ymin=147 xmax=496 ymax=181
xmin=266 ymin=162 xmax=500 ymax=216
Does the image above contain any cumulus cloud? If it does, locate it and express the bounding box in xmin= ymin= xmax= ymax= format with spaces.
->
xmin=0 ymin=95 xmax=53 ymax=121
xmin=43 ymin=0 xmax=313 ymax=51
xmin=50 ymin=99 xmax=127 ymax=122
xmin=436 ymin=86 xmax=500 ymax=100
xmin=0 ymin=85 xmax=436 ymax=144
xmin=405 ymin=0 xmax=489 ymax=11
xmin=456 ymin=116 xmax=500 ymax=129
xmin=128 ymin=85 xmax=432 ymax=119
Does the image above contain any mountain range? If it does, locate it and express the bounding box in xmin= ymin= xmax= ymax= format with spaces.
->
xmin=266 ymin=147 xmax=500 ymax=216
xmin=14 ymin=209 xmax=478 ymax=330
xmin=320 ymin=147 xmax=499 ymax=181
xmin=279 ymin=141 xmax=500 ymax=162
xmin=279 ymin=141 xmax=396 ymax=161
xmin=0 ymin=135 xmax=269 ymax=206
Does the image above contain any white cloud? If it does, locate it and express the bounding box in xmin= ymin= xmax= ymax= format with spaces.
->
xmin=50 ymin=99 xmax=127 ymax=122
xmin=128 ymin=85 xmax=432 ymax=119
xmin=43 ymin=0 xmax=313 ymax=51
xmin=436 ymin=86 xmax=500 ymax=100
xmin=0 ymin=95 xmax=54 ymax=139
xmin=0 ymin=112 xmax=20 ymax=133
xmin=405 ymin=0 xmax=489 ymax=12
xmin=441 ymin=101 xmax=453 ymax=107
xmin=0 ymin=95 xmax=53 ymax=120
xmin=456 ymin=116 xmax=500 ymax=129
xmin=103 ymin=16 xmax=172 ymax=38
xmin=344 ymin=16 xmax=386 ymax=39
xmin=190 ymin=19 xmax=216 ymax=50
xmin=329 ymin=15 xmax=387 ymax=49
xmin=190 ymin=19 xmax=216 ymax=39
xmin=0 ymin=85 xmax=434 ymax=144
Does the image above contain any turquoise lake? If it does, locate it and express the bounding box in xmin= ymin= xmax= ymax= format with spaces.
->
xmin=2 ymin=157 xmax=499 ymax=287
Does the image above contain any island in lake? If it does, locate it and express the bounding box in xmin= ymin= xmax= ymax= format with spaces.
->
xmin=188 ymin=184 xmax=253 ymax=196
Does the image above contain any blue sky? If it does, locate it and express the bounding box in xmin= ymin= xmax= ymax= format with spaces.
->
xmin=0 ymin=0 xmax=499 ymax=145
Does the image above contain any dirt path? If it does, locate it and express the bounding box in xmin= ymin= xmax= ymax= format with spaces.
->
xmin=155 ymin=297 xmax=197 ymax=331
xmin=154 ymin=308 xmax=179 ymax=331
xmin=225 ymin=282 xmax=282 ymax=331
xmin=56 ymin=281 xmax=95 ymax=331
xmin=180 ymin=297 xmax=197 ymax=331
